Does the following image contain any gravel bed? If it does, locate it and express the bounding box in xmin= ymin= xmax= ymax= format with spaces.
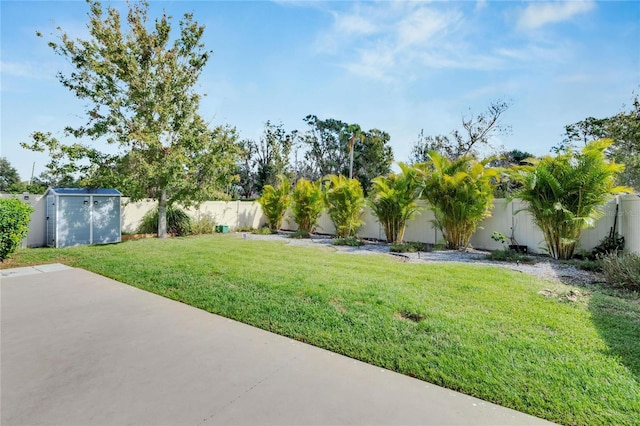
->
xmin=238 ymin=232 xmax=601 ymax=286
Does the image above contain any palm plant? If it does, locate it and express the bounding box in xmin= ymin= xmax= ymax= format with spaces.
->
xmin=417 ymin=152 xmax=499 ymax=250
xmin=512 ymin=139 xmax=632 ymax=260
xmin=292 ymin=178 xmax=324 ymax=233
xmin=368 ymin=163 xmax=424 ymax=244
xmin=257 ymin=175 xmax=291 ymax=232
xmin=322 ymin=175 xmax=365 ymax=238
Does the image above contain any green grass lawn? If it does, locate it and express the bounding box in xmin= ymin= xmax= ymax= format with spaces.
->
xmin=5 ymin=234 xmax=640 ymax=425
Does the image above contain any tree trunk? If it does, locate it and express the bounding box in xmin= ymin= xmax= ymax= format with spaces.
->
xmin=158 ymin=189 xmax=168 ymax=239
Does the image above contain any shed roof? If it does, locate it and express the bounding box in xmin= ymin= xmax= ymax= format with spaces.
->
xmin=46 ymin=187 xmax=122 ymax=196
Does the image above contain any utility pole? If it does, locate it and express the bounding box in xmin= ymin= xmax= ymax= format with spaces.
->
xmin=29 ymin=162 xmax=35 ymax=186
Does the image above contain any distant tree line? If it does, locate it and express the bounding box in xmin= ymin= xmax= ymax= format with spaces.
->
xmin=235 ymin=116 xmax=394 ymax=198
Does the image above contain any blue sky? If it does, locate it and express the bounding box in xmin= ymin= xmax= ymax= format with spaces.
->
xmin=1 ymin=0 xmax=638 ymax=181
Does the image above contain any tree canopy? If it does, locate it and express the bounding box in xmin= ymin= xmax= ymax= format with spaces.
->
xmin=300 ymin=115 xmax=393 ymax=193
xmin=23 ymin=0 xmax=241 ymax=237
xmin=410 ymin=100 xmax=511 ymax=163
xmin=0 ymin=158 xmax=21 ymax=192
xmin=555 ymin=94 xmax=639 ymax=190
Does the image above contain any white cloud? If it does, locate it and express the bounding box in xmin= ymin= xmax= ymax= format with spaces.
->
xmin=316 ymin=3 xmax=466 ymax=81
xmin=396 ymin=8 xmax=461 ymax=47
xmin=344 ymin=45 xmax=396 ymax=82
xmin=517 ymin=1 xmax=595 ymax=30
xmin=334 ymin=13 xmax=377 ymax=36
xmin=313 ymin=1 xmax=584 ymax=83
xmin=475 ymin=0 xmax=488 ymax=13
xmin=0 ymin=61 xmax=49 ymax=80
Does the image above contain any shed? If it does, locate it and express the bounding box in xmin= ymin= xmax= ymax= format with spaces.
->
xmin=45 ymin=188 xmax=122 ymax=248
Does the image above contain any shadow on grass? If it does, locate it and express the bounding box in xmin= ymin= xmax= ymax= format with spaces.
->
xmin=589 ymin=291 xmax=640 ymax=380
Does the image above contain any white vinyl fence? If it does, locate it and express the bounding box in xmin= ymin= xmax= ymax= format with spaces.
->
xmin=4 ymin=193 xmax=640 ymax=255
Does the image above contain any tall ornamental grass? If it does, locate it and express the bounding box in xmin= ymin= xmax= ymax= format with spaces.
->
xmin=323 ymin=175 xmax=365 ymax=238
xmin=138 ymin=205 xmax=192 ymax=236
xmin=369 ymin=163 xmax=424 ymax=244
xmin=417 ymin=153 xmax=499 ymax=250
xmin=292 ymin=178 xmax=324 ymax=233
xmin=512 ymin=139 xmax=632 ymax=260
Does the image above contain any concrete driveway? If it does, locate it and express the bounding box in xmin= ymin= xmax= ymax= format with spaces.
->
xmin=1 ymin=265 xmax=554 ymax=425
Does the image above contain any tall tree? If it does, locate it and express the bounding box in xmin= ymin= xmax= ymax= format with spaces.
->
xmin=301 ymin=115 xmax=349 ymax=180
xmin=410 ymin=100 xmax=511 ymax=162
xmin=23 ymin=0 xmax=240 ymax=238
xmin=353 ymin=128 xmax=394 ymax=193
xmin=253 ymin=121 xmax=295 ymax=193
xmin=300 ymin=115 xmax=393 ymax=193
xmin=235 ymin=139 xmax=257 ymax=199
xmin=0 ymin=158 xmax=21 ymax=192
xmin=555 ymin=93 xmax=639 ymax=190
xmin=236 ymin=121 xmax=296 ymax=197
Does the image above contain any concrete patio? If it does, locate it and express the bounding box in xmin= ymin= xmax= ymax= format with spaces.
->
xmin=1 ymin=265 xmax=554 ymax=425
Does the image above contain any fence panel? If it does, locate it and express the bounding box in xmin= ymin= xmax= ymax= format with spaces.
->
xmin=121 ymin=199 xmax=156 ymax=233
xmin=403 ymin=202 xmax=441 ymax=245
xmin=470 ymin=199 xmax=512 ymax=251
xmin=8 ymin=193 xmax=640 ymax=254
xmin=620 ymin=195 xmax=640 ymax=254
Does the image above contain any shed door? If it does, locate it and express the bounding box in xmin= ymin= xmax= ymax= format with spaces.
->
xmin=91 ymin=196 xmax=121 ymax=244
xmin=57 ymin=196 xmax=91 ymax=247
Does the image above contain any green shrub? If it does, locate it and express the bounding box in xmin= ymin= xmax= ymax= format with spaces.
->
xmin=332 ymin=237 xmax=364 ymax=247
xmin=599 ymin=252 xmax=640 ymax=291
xmin=288 ymin=230 xmax=310 ymax=239
xmin=368 ymin=163 xmax=423 ymax=244
xmin=251 ymin=226 xmax=276 ymax=235
xmin=590 ymin=231 xmax=625 ymax=259
xmin=390 ymin=241 xmax=431 ymax=253
xmin=323 ymin=175 xmax=365 ymax=238
xmin=190 ymin=212 xmax=216 ymax=235
xmin=487 ymin=248 xmax=536 ymax=264
xmin=512 ymin=139 xmax=631 ymax=260
xmin=292 ymin=178 xmax=324 ymax=233
xmin=572 ymin=259 xmax=603 ymax=272
xmin=258 ymin=175 xmax=291 ymax=231
xmin=417 ymin=153 xmax=499 ymax=250
xmin=0 ymin=198 xmax=33 ymax=261
xmin=138 ymin=205 xmax=192 ymax=236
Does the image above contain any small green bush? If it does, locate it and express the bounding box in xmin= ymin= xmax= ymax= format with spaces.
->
xmin=288 ymin=230 xmax=310 ymax=239
xmin=236 ymin=226 xmax=255 ymax=232
xmin=599 ymin=252 xmax=640 ymax=291
xmin=590 ymin=232 xmax=625 ymax=259
xmin=390 ymin=241 xmax=430 ymax=253
xmin=190 ymin=212 xmax=216 ymax=235
xmin=332 ymin=237 xmax=364 ymax=247
xmin=572 ymin=259 xmax=603 ymax=272
xmin=251 ymin=226 xmax=276 ymax=235
xmin=0 ymin=198 xmax=33 ymax=261
xmin=487 ymin=248 xmax=536 ymax=264
xmin=138 ymin=206 xmax=192 ymax=236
